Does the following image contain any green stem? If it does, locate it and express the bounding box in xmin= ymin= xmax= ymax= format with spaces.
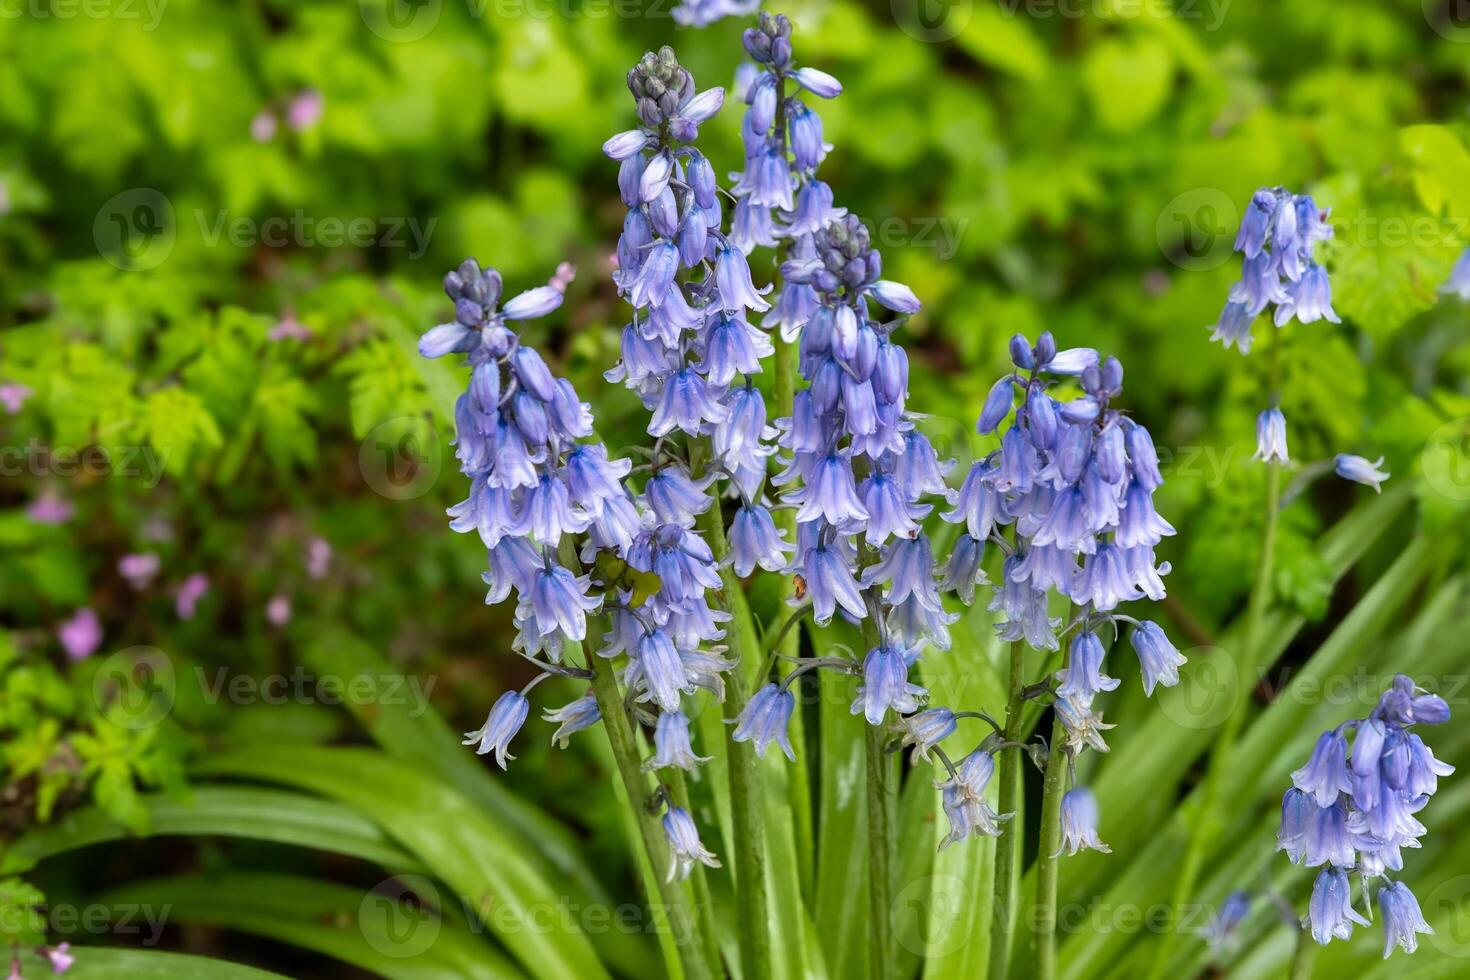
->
xmin=667 ymin=770 xmax=727 ymax=980
xmin=696 ymin=505 xmax=771 ymax=980
xmin=1147 ymin=457 xmax=1283 ymax=980
xmin=771 ymin=328 xmax=816 ymax=901
xmin=988 ymin=641 xmax=1027 ymax=980
xmin=1032 ymin=712 xmax=1069 ymax=980
xmin=585 ymin=650 xmax=712 ymax=980
xmin=1287 ymin=926 xmax=1318 ymax=980
xmin=864 ymin=722 xmax=896 ymax=980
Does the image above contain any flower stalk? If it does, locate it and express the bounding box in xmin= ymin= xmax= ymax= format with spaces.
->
xmin=1032 ymin=710 xmax=1069 ymax=979
xmin=988 ymin=639 xmax=1027 ymax=980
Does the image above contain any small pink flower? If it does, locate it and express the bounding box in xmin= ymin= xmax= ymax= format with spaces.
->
xmin=176 ymin=573 xmax=210 ymax=620
xmin=549 ymin=262 xmax=577 ymax=292
xmin=7 ymin=954 xmax=23 ymax=980
xmin=44 ymin=943 xmax=73 ymax=974
xmin=268 ymin=313 xmax=312 ymax=342
xmin=26 ymin=495 xmax=73 ymax=526
xmin=306 ymin=537 xmax=331 ymax=580
xmin=58 ymin=609 xmax=102 ymax=661
xmin=266 ymin=594 xmax=292 ymax=626
xmin=250 ymin=109 xmax=277 ymax=143
xmin=0 ymin=382 xmax=33 ymax=414
xmin=287 ymin=89 xmax=324 ymax=131
xmin=118 ymin=552 xmax=161 ymax=590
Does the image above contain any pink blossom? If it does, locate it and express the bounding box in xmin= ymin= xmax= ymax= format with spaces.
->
xmin=268 ymin=313 xmax=312 ymax=342
xmin=250 ymin=109 xmax=277 ymax=143
xmin=176 ymin=573 xmax=210 ymax=620
xmin=58 ymin=609 xmax=102 ymax=661
xmin=0 ymin=382 xmax=33 ymax=413
xmin=45 ymin=943 xmax=74 ymax=974
xmin=26 ymin=495 xmax=73 ymax=525
xmin=266 ymin=594 xmax=292 ymax=626
xmin=118 ymin=552 xmax=161 ymax=590
xmin=287 ymin=89 xmax=324 ymax=131
xmin=306 ymin=537 xmax=331 ymax=580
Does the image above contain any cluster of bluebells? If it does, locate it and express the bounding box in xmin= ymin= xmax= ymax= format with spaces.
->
xmin=1278 ymin=675 xmax=1452 ymax=956
xmin=603 ymin=47 xmax=783 ymax=509
xmin=937 ymin=333 xmax=1187 ymax=848
xmin=729 ymin=13 xmax=844 ymax=283
xmin=1211 ymin=187 xmax=1337 ymax=354
xmin=424 ymin=256 xmax=730 ymax=879
xmin=672 ymin=0 xmax=760 ymax=28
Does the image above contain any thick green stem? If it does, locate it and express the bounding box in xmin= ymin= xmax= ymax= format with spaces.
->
xmin=864 ymin=722 xmax=896 ymax=980
xmin=1287 ymin=926 xmax=1318 ymax=980
xmin=696 ymin=505 xmax=771 ymax=980
xmin=988 ymin=640 xmax=1027 ymax=980
xmin=1148 ymin=456 xmax=1282 ymax=980
xmin=586 ymin=651 xmax=712 ymax=980
xmin=771 ymin=328 xmax=816 ymax=900
xmin=667 ymin=770 xmax=727 ymax=980
xmin=1032 ymin=712 xmax=1069 ymax=980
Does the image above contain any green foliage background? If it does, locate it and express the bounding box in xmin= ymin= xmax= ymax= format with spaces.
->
xmin=1 ymin=0 xmax=1470 ymax=978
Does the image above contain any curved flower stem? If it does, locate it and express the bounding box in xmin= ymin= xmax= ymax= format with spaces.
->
xmin=1032 ymin=712 xmax=1069 ymax=980
xmin=1287 ymin=925 xmax=1318 ymax=980
xmin=988 ymin=640 xmax=1027 ymax=980
xmin=585 ymin=647 xmax=713 ymax=980
xmin=694 ymin=503 xmax=772 ymax=980
xmin=1147 ymin=338 xmax=1285 ymax=980
xmin=667 ymin=769 xmax=727 ymax=980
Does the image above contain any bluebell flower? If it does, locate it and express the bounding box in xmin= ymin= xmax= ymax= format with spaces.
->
xmin=463 ymin=690 xmax=530 ymax=770
xmin=1203 ymin=891 xmax=1251 ymax=947
xmin=1334 ymin=454 xmax=1390 ymax=493
xmin=662 ymin=806 xmax=721 ymax=882
xmin=1378 ymin=881 xmax=1433 ymax=957
xmin=851 ymin=643 xmax=925 ymax=724
xmin=544 ymin=694 xmax=601 ymax=748
xmin=1055 ymin=787 xmax=1111 ymax=856
xmin=898 ymin=708 xmax=957 ymax=761
xmin=1253 ymin=407 xmax=1290 ymax=464
xmin=1307 ymin=867 xmax=1368 ymax=944
xmin=938 ymin=534 xmax=987 ymax=604
xmin=859 ymin=535 xmax=943 ymax=612
xmin=1292 ymin=730 xmax=1352 ymax=807
xmin=644 ymin=466 xmax=716 ymax=528
xmin=1281 ymin=675 xmax=1452 ymax=948
xmin=634 ymin=628 xmax=691 ymax=712
xmin=1213 ymin=187 xmax=1336 ymax=350
xmin=1056 ymin=631 xmax=1120 ymax=709
xmin=647 ymin=710 xmax=710 ymax=770
xmin=1129 ymin=621 xmax=1185 ymax=695
xmin=732 ymin=682 xmax=797 ymax=760
xmin=937 ymin=749 xmax=1008 ymax=849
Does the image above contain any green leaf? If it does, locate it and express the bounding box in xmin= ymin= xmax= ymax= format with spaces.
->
xmin=138 ymin=387 xmax=223 ymax=476
xmin=2 ymin=787 xmax=422 ymax=876
xmin=955 ymin=7 xmax=1049 ymax=83
xmin=198 ymin=744 xmax=612 ymax=980
xmin=15 ymin=948 xmax=289 ymax=979
xmin=1082 ymin=37 xmax=1175 ymax=132
xmin=101 ymin=872 xmax=519 ymax=980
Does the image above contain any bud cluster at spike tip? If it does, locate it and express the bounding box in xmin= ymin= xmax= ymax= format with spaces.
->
xmin=1211 ymin=187 xmax=1337 ymax=353
xmin=1278 ymin=674 xmax=1452 ymax=956
xmin=731 ymin=13 xmax=848 ymax=345
xmin=603 ymin=46 xmax=786 ymax=517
